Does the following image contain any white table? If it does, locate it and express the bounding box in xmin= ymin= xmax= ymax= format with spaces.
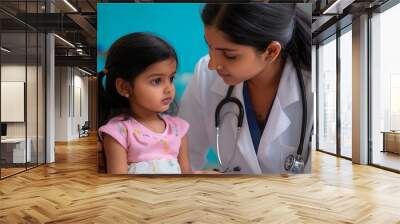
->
xmin=1 ymin=138 xmax=32 ymax=163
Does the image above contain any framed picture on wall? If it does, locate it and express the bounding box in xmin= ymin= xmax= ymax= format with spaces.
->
xmin=97 ymin=3 xmax=313 ymax=175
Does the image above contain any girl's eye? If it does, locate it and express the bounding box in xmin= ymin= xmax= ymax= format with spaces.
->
xmin=170 ymin=76 xmax=175 ymax=83
xmin=151 ymin=78 xmax=162 ymax=85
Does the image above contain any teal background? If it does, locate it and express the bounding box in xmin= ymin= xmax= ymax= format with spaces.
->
xmin=97 ymin=3 xmax=218 ymax=168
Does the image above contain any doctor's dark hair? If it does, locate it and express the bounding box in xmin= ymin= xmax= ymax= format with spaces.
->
xmin=201 ymin=3 xmax=311 ymax=71
xmin=98 ymin=32 xmax=178 ymax=127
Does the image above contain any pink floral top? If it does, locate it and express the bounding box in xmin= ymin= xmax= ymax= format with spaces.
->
xmin=98 ymin=114 xmax=189 ymax=163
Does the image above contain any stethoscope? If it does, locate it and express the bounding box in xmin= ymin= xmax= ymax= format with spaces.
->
xmin=214 ymin=85 xmax=244 ymax=173
xmin=214 ymin=62 xmax=309 ymax=174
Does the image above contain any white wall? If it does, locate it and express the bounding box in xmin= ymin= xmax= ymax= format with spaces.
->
xmin=55 ymin=67 xmax=69 ymax=141
xmin=1 ymin=65 xmax=38 ymax=138
xmin=54 ymin=66 xmax=89 ymax=141
xmin=72 ymin=73 xmax=89 ymax=138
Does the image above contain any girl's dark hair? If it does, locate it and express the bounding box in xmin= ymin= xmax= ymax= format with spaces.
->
xmin=98 ymin=32 xmax=178 ymax=127
xmin=201 ymin=3 xmax=311 ymax=72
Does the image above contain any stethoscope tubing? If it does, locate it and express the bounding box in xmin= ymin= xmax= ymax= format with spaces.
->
xmin=214 ymin=64 xmax=308 ymax=172
xmin=215 ymin=86 xmax=244 ymax=171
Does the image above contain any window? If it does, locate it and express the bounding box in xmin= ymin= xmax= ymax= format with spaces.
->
xmin=370 ymin=2 xmax=400 ymax=171
xmin=317 ymin=36 xmax=337 ymax=155
xmin=339 ymin=28 xmax=352 ymax=158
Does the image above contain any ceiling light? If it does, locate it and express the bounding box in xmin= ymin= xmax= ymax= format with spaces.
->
xmin=1 ymin=47 xmax=11 ymax=53
xmin=63 ymin=0 xmax=78 ymax=12
xmin=323 ymin=0 xmax=342 ymax=14
xmin=78 ymin=67 xmax=93 ymax=76
xmin=322 ymin=0 xmax=354 ymax=15
xmin=54 ymin=34 xmax=75 ymax=48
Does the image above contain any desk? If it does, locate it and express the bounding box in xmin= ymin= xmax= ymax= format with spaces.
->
xmin=1 ymin=138 xmax=31 ymax=163
xmin=381 ymin=131 xmax=400 ymax=154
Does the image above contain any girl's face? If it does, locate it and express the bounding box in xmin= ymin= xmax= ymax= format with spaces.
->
xmin=204 ymin=25 xmax=269 ymax=85
xmin=129 ymin=58 xmax=177 ymax=115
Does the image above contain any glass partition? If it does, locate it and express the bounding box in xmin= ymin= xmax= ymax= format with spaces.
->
xmin=1 ymin=30 xmax=28 ymax=177
xmin=0 ymin=0 xmax=46 ymax=179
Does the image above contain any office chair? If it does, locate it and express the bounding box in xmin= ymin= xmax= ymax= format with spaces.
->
xmin=78 ymin=121 xmax=90 ymax=138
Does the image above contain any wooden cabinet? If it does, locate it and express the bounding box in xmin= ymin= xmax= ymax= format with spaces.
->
xmin=382 ymin=131 xmax=400 ymax=154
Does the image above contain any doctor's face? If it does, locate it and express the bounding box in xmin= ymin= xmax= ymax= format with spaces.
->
xmin=204 ymin=26 xmax=268 ymax=85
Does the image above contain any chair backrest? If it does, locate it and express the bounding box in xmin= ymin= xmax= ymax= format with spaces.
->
xmin=82 ymin=121 xmax=90 ymax=129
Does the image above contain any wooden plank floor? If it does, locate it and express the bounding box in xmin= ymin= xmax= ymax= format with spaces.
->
xmin=1 ymin=135 xmax=400 ymax=223
xmin=0 ymin=167 xmax=26 ymax=178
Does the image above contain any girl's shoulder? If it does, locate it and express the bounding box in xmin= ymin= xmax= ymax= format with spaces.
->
xmin=98 ymin=115 xmax=136 ymax=138
xmin=161 ymin=114 xmax=190 ymax=137
xmin=98 ymin=115 xmax=132 ymax=148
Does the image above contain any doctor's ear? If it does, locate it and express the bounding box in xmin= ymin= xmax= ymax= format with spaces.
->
xmin=115 ymin=78 xmax=131 ymax=98
xmin=263 ymin=41 xmax=282 ymax=63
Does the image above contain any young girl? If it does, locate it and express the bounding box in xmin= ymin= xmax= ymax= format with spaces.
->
xmin=98 ymin=32 xmax=192 ymax=174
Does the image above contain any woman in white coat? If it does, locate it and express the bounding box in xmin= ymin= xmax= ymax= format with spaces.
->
xmin=179 ymin=4 xmax=314 ymax=174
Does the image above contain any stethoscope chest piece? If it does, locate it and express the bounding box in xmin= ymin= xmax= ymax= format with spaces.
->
xmin=284 ymin=154 xmax=305 ymax=173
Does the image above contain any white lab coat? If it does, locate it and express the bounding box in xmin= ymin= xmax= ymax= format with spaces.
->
xmin=178 ymin=55 xmax=314 ymax=174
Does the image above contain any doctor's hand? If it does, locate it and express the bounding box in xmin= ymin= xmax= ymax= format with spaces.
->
xmin=192 ymin=170 xmax=222 ymax=174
